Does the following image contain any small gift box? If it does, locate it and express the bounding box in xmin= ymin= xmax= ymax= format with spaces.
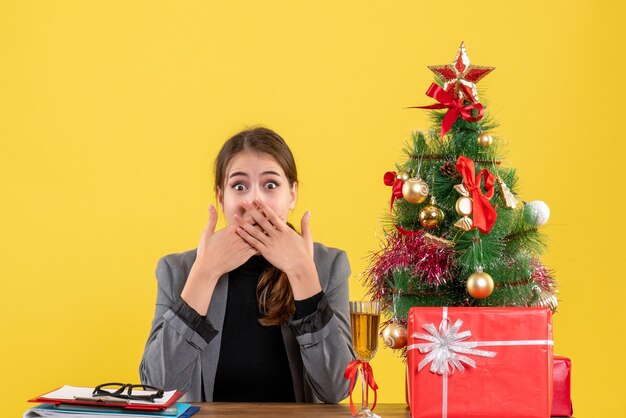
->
xmin=552 ymin=355 xmax=573 ymax=417
xmin=407 ymin=307 xmax=553 ymax=418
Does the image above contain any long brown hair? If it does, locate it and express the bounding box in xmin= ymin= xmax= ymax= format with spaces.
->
xmin=214 ymin=127 xmax=298 ymax=326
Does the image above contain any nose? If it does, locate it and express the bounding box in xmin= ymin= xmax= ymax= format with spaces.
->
xmin=249 ymin=186 xmax=260 ymax=201
xmin=246 ymin=185 xmax=261 ymax=203
xmin=241 ymin=187 xmax=264 ymax=214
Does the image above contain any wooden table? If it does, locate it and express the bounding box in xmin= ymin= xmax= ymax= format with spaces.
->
xmin=190 ymin=403 xmax=573 ymax=417
xmin=190 ymin=403 xmax=409 ymax=417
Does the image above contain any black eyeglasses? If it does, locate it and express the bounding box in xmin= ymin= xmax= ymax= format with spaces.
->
xmin=92 ymin=383 xmax=164 ymax=402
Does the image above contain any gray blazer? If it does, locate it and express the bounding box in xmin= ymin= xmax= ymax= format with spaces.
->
xmin=139 ymin=242 xmax=355 ymax=403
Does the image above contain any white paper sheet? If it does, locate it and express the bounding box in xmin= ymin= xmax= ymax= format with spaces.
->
xmin=40 ymin=385 xmax=177 ymax=406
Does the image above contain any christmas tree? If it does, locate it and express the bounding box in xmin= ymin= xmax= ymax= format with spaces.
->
xmin=366 ymin=43 xmax=556 ymax=351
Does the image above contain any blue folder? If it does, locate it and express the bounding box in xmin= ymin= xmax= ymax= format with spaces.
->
xmin=24 ymin=403 xmax=200 ymax=418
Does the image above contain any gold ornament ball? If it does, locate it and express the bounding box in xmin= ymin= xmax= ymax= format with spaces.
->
xmin=455 ymin=196 xmax=473 ymax=216
xmin=477 ymin=132 xmax=493 ymax=147
xmin=382 ymin=322 xmax=408 ymax=349
xmin=534 ymin=291 xmax=559 ymax=313
xmin=402 ymin=177 xmax=429 ymax=204
xmin=419 ymin=204 xmax=445 ymax=229
xmin=466 ymin=271 xmax=494 ymax=299
xmin=397 ymin=171 xmax=411 ymax=182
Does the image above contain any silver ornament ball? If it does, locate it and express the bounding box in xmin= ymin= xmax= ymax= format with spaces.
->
xmin=525 ymin=200 xmax=550 ymax=226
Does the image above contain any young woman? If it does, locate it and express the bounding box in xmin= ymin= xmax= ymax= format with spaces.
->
xmin=139 ymin=127 xmax=354 ymax=403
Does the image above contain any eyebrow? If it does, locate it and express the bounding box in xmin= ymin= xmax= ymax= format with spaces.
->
xmin=229 ymin=170 xmax=282 ymax=178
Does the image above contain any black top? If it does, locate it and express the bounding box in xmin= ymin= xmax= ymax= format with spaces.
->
xmin=174 ymin=255 xmax=323 ymax=402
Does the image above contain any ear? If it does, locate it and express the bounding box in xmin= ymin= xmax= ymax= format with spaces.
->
xmin=216 ymin=187 xmax=225 ymax=212
xmin=289 ymin=181 xmax=298 ymax=211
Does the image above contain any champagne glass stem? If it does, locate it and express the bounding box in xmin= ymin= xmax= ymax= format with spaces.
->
xmin=360 ymin=367 xmax=367 ymax=412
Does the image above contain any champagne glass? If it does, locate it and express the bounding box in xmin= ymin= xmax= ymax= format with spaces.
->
xmin=349 ymin=301 xmax=381 ymax=418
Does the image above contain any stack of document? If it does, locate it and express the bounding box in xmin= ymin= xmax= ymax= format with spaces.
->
xmin=23 ymin=403 xmax=199 ymax=418
xmin=24 ymin=386 xmax=199 ymax=418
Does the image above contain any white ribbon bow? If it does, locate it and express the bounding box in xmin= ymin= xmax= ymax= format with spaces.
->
xmin=409 ymin=318 xmax=497 ymax=375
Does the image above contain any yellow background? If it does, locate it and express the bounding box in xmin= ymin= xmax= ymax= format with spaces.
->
xmin=1 ymin=1 xmax=624 ymax=416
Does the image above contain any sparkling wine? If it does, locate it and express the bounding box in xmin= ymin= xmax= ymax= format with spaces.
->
xmin=350 ymin=311 xmax=380 ymax=362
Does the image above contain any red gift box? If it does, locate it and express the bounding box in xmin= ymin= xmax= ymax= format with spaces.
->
xmin=552 ymin=356 xmax=573 ymax=416
xmin=407 ymin=307 xmax=553 ymax=418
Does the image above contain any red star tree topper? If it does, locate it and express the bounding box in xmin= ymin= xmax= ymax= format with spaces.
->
xmin=428 ymin=42 xmax=494 ymax=103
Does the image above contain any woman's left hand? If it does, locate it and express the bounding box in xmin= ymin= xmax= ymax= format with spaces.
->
xmin=234 ymin=198 xmax=322 ymax=300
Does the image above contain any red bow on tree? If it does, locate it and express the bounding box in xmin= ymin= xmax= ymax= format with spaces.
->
xmin=344 ymin=360 xmax=378 ymax=416
xmin=410 ymin=83 xmax=485 ymax=138
xmin=383 ymin=171 xmax=405 ymax=213
xmin=456 ymin=156 xmax=497 ymax=234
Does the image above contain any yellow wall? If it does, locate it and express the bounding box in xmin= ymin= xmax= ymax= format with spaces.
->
xmin=1 ymin=1 xmax=624 ymax=416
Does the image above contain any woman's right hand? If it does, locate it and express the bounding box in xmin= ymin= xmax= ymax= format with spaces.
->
xmin=195 ymin=204 xmax=257 ymax=275
xmin=181 ymin=204 xmax=256 ymax=315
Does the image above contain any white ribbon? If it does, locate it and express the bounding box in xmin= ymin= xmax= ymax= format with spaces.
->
xmin=406 ymin=307 xmax=554 ymax=418
xmin=407 ymin=317 xmax=497 ymax=375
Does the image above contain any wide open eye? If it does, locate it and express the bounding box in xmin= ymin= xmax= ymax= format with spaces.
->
xmin=265 ymin=181 xmax=279 ymax=190
xmin=232 ymin=183 xmax=247 ymax=191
